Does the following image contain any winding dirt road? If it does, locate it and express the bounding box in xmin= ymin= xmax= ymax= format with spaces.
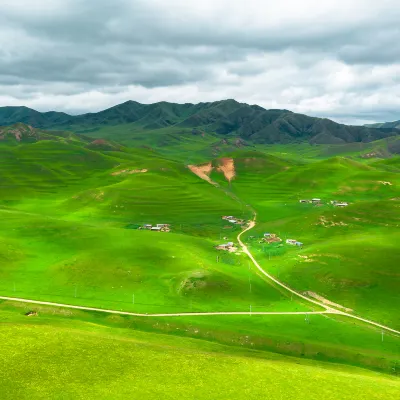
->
xmin=237 ymin=219 xmax=400 ymax=335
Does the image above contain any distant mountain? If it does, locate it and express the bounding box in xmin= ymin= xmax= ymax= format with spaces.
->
xmin=365 ymin=119 xmax=400 ymax=130
xmin=1 ymin=100 xmax=399 ymax=145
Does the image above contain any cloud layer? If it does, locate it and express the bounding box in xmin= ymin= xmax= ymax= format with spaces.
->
xmin=0 ymin=0 xmax=399 ymax=124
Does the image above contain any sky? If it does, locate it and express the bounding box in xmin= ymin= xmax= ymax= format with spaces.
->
xmin=0 ymin=0 xmax=399 ymax=125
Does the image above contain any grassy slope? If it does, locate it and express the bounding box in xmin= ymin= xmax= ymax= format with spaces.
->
xmin=0 ymin=305 xmax=399 ymax=400
xmin=230 ymin=155 xmax=400 ymax=328
xmin=0 ymin=139 xmax=399 ymax=380
xmin=0 ymin=208 xmax=300 ymax=314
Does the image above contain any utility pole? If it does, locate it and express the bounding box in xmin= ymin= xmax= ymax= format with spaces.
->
xmin=382 ymin=330 xmax=384 ymax=343
xmin=132 ymin=294 xmax=135 ymax=305
xmin=249 ymin=275 xmax=252 ymax=293
xmin=305 ymin=313 xmax=309 ymax=324
xmin=250 ymin=304 xmax=252 ymax=316
xmin=74 ymin=285 xmax=77 ymax=298
xmin=216 ymin=255 xmax=219 ymax=263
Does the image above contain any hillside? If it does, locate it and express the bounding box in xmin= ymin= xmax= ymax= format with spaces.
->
xmin=366 ymin=120 xmax=400 ymax=130
xmin=1 ymin=305 xmax=399 ymax=400
xmin=0 ymin=131 xmax=399 ymax=382
xmin=1 ymin=100 xmax=399 ymax=145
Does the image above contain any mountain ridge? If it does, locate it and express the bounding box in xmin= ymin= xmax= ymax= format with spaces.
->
xmin=1 ymin=100 xmax=399 ymax=145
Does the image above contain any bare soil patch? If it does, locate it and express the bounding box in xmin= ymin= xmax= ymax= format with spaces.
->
xmin=112 ymin=168 xmax=148 ymax=176
xmin=188 ymin=162 xmax=213 ymax=183
xmin=304 ymin=291 xmax=353 ymax=312
xmin=217 ymin=158 xmax=235 ymax=182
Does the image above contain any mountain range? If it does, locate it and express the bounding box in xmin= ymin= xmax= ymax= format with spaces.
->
xmin=365 ymin=119 xmax=400 ymax=130
xmin=0 ymin=99 xmax=399 ymax=145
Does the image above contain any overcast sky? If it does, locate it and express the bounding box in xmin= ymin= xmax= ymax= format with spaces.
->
xmin=0 ymin=0 xmax=399 ymax=124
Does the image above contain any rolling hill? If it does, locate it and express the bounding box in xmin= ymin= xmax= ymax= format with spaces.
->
xmin=0 ymin=119 xmax=399 ymax=392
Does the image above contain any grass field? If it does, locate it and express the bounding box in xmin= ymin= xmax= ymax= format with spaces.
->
xmin=1 ymin=128 xmax=399 ymax=393
xmin=0 ymin=304 xmax=399 ymax=400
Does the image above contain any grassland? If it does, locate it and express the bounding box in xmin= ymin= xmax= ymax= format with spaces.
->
xmin=0 ymin=304 xmax=399 ymax=400
xmin=0 ymin=130 xmax=399 ymax=395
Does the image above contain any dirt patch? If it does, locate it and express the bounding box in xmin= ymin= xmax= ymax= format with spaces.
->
xmin=216 ymin=158 xmax=235 ymax=182
xmin=304 ymin=291 xmax=353 ymax=312
xmin=316 ymin=216 xmax=348 ymax=227
xmin=188 ymin=162 xmax=213 ymax=184
xmin=112 ymin=169 xmax=148 ymax=176
xmin=25 ymin=311 xmax=38 ymax=317
xmin=378 ymin=181 xmax=393 ymax=186
xmin=298 ymin=255 xmax=315 ymax=263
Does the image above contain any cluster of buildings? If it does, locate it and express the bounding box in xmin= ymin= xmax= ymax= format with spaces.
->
xmin=299 ymin=198 xmax=349 ymax=207
xmin=262 ymin=233 xmax=282 ymax=243
xmin=299 ymin=198 xmax=322 ymax=204
xmin=262 ymin=233 xmax=303 ymax=247
xmin=215 ymin=242 xmax=236 ymax=252
xmin=221 ymin=215 xmax=246 ymax=225
xmin=140 ymin=223 xmax=171 ymax=232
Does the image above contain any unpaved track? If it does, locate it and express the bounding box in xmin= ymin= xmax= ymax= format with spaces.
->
xmin=237 ymin=219 xmax=400 ymax=335
xmin=0 ymin=296 xmax=327 ymax=317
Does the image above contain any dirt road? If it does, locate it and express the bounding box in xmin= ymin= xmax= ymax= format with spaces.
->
xmin=0 ymin=296 xmax=327 ymax=317
xmin=237 ymin=219 xmax=400 ymax=335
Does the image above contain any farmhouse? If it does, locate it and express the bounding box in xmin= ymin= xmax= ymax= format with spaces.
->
xmin=299 ymin=199 xmax=311 ymax=204
xmin=143 ymin=223 xmax=171 ymax=232
xmin=262 ymin=233 xmax=282 ymax=243
xmin=335 ymin=202 xmax=349 ymax=207
xmin=286 ymin=239 xmax=298 ymax=245
xmin=215 ymin=242 xmax=235 ymax=251
xmin=312 ymin=198 xmax=321 ymax=204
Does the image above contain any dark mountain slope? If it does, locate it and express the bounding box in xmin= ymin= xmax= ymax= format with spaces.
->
xmin=0 ymin=100 xmax=398 ymax=144
xmin=366 ymin=119 xmax=400 ymax=130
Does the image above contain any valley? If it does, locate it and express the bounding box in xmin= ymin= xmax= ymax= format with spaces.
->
xmin=0 ymin=117 xmax=399 ymax=398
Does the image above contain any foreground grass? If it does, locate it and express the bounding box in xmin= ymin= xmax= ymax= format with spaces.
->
xmin=0 ymin=307 xmax=399 ymax=400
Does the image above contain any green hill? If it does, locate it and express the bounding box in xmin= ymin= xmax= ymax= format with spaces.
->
xmin=0 ymin=129 xmax=399 ymax=387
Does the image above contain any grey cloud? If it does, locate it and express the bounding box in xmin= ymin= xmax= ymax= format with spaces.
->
xmin=0 ymin=0 xmax=399 ymax=123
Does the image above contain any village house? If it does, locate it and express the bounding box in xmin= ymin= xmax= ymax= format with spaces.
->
xmin=285 ymin=239 xmax=303 ymax=247
xmin=215 ymin=242 xmax=235 ymax=251
xmin=299 ymin=199 xmax=311 ymax=204
xmin=335 ymin=202 xmax=349 ymax=207
xmin=263 ymin=233 xmax=282 ymax=243
xmin=312 ymin=198 xmax=321 ymax=204
xmin=143 ymin=223 xmax=171 ymax=232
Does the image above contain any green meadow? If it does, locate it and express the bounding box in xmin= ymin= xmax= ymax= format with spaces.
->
xmin=0 ymin=127 xmax=399 ymax=397
xmin=0 ymin=303 xmax=399 ymax=400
